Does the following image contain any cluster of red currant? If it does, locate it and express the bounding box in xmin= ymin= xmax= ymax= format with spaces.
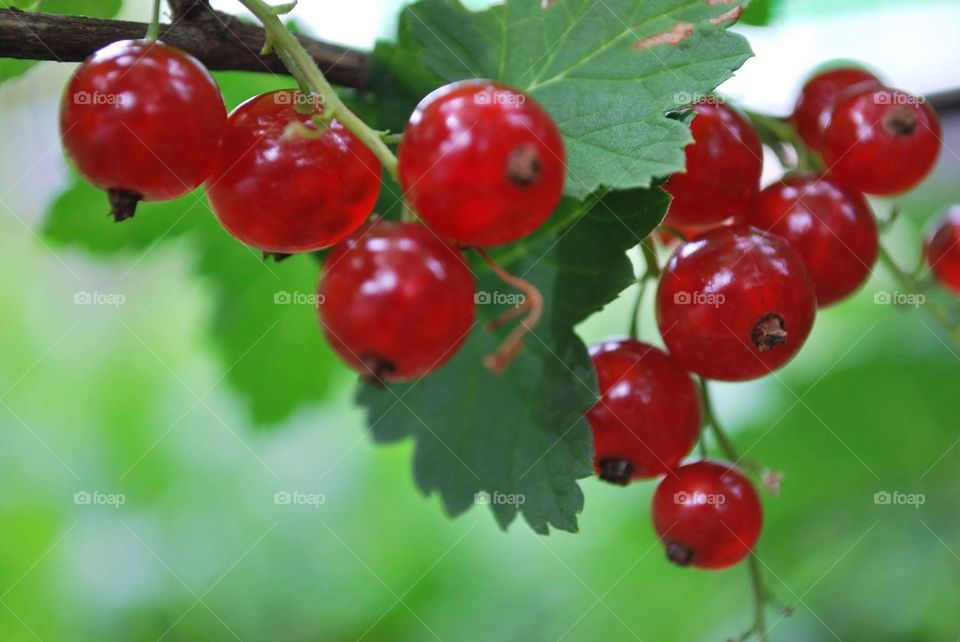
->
xmin=58 ymin=38 xmax=956 ymax=580
xmin=58 ymin=39 xmax=566 ymax=381
xmin=588 ymin=65 xmax=947 ymax=572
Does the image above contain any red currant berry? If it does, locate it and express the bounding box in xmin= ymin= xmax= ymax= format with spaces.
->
xmin=821 ymin=86 xmax=941 ymax=196
xmin=317 ymin=221 xmax=475 ymax=382
xmin=925 ymin=205 xmax=960 ymax=296
xmin=652 ymin=460 xmax=762 ymax=569
xmin=60 ymin=40 xmax=227 ymax=220
xmin=398 ymin=81 xmax=565 ymax=247
xmin=790 ymin=66 xmax=879 ymax=150
xmin=663 ymin=100 xmax=762 ymax=226
xmin=586 ymin=340 xmax=701 ymax=484
xmin=656 ymin=225 xmax=817 ymax=381
xmin=206 ymin=90 xmax=381 ymax=253
xmin=744 ymin=174 xmax=878 ymax=307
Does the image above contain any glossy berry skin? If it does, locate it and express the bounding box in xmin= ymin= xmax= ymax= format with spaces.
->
xmin=652 ymin=460 xmax=762 ymax=569
xmin=398 ymin=81 xmax=565 ymax=247
xmin=656 ymin=225 xmax=817 ymax=381
xmin=663 ymin=101 xmax=763 ymax=226
xmin=744 ymin=174 xmax=878 ymax=307
xmin=925 ymin=205 xmax=960 ymax=296
xmin=586 ymin=340 xmax=701 ymax=484
xmin=317 ymin=221 xmax=475 ymax=383
xmin=207 ymin=90 xmax=381 ymax=253
xmin=791 ymin=67 xmax=878 ymax=150
xmin=60 ymin=40 xmax=227 ymax=216
xmin=821 ymin=86 xmax=941 ymax=196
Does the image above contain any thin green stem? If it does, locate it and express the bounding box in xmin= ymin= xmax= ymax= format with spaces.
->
xmin=145 ymin=0 xmax=162 ymax=41
xmin=274 ymin=47 xmax=314 ymax=114
xmin=628 ymin=237 xmax=661 ymax=339
xmin=877 ymin=241 xmax=960 ymax=345
xmin=628 ymin=279 xmax=646 ymax=341
xmin=700 ymin=378 xmax=777 ymax=642
xmin=742 ymin=555 xmax=769 ymax=642
xmin=698 ymin=378 xmax=741 ymax=464
xmin=237 ymin=0 xmax=399 ymax=179
xmin=381 ymin=132 xmax=404 ymax=145
xmin=655 ymin=225 xmax=686 ymax=242
xmin=640 ymin=236 xmax=660 ymax=278
xmin=742 ymin=109 xmax=823 ymax=173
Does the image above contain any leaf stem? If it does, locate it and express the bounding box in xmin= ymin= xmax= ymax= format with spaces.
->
xmin=145 ymin=0 xmax=162 ymax=41
xmin=236 ymin=0 xmax=399 ymax=179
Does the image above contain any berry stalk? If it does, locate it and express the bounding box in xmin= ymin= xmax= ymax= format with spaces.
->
xmin=742 ymin=109 xmax=823 ymax=173
xmin=698 ymin=379 xmax=784 ymax=641
xmin=628 ymin=237 xmax=660 ymax=340
xmin=236 ymin=0 xmax=399 ymax=179
xmin=145 ymin=0 xmax=162 ymax=42
xmin=876 ymin=242 xmax=960 ymax=345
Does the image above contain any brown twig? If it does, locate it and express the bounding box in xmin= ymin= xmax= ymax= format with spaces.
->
xmin=0 ymin=6 xmax=369 ymax=89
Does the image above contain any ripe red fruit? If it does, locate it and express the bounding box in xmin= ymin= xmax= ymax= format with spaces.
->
xmin=60 ymin=40 xmax=227 ymax=220
xmin=656 ymin=225 xmax=817 ymax=381
xmin=586 ymin=340 xmax=701 ymax=484
xmin=206 ymin=90 xmax=381 ymax=253
xmin=663 ymin=100 xmax=763 ymax=226
xmin=925 ymin=205 xmax=960 ymax=296
xmin=791 ymin=66 xmax=879 ymax=150
xmin=744 ymin=174 xmax=878 ymax=307
xmin=317 ymin=221 xmax=475 ymax=383
xmin=652 ymin=460 xmax=762 ymax=569
xmin=398 ymin=81 xmax=565 ymax=247
xmin=821 ymin=86 xmax=941 ymax=195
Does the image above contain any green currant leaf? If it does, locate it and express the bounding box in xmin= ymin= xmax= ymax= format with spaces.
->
xmin=0 ymin=0 xmax=124 ymax=85
xmin=390 ymin=0 xmax=752 ymax=198
xmin=357 ymin=188 xmax=670 ymax=534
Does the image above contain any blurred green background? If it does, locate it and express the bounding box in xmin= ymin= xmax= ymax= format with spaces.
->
xmin=1 ymin=0 xmax=960 ymax=640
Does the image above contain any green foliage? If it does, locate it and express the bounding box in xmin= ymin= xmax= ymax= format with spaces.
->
xmin=359 ymin=189 xmax=670 ymax=533
xmin=29 ymin=0 xmax=751 ymax=527
xmin=391 ymin=0 xmax=752 ymax=198
xmin=357 ymin=0 xmax=751 ymax=532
